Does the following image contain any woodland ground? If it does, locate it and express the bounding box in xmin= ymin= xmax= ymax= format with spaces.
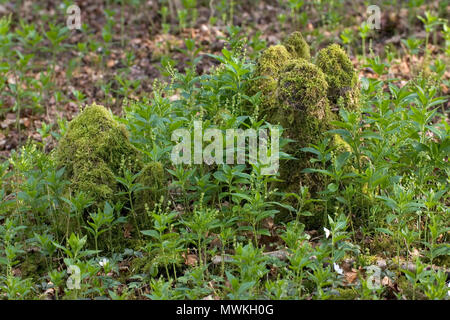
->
xmin=0 ymin=0 xmax=448 ymax=300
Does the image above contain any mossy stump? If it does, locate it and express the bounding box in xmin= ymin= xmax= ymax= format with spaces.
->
xmin=252 ymin=32 xmax=359 ymax=199
xmin=55 ymin=103 xmax=165 ymax=212
xmin=273 ymin=59 xmax=335 ymax=195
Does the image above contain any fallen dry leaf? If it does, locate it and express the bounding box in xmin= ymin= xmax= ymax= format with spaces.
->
xmin=344 ymin=271 xmax=358 ymax=284
xmin=382 ymin=276 xmax=393 ymax=287
xmin=107 ymin=59 xmax=116 ymax=68
xmin=123 ymin=224 xmax=133 ymax=239
xmin=182 ymin=252 xmax=198 ymax=266
xmin=410 ymin=247 xmax=421 ymax=258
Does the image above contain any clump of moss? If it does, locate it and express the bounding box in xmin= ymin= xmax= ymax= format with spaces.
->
xmin=252 ymin=32 xmax=313 ymax=112
xmin=250 ymin=33 xmax=360 ymax=199
xmin=252 ymin=44 xmax=292 ymax=110
xmin=256 ymin=44 xmax=292 ymax=77
xmin=281 ymin=31 xmax=310 ymax=60
xmin=316 ymin=44 xmax=359 ymax=110
xmin=278 ymin=59 xmax=328 ymax=111
xmin=269 ymin=60 xmax=334 ymax=196
xmin=271 ymin=58 xmax=333 ymax=154
xmin=55 ymin=103 xmax=141 ymax=207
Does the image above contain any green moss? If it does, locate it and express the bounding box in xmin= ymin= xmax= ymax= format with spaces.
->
xmin=358 ymin=254 xmax=379 ymax=267
xmin=254 ymin=46 xmax=332 ymax=160
xmin=55 ymin=103 xmax=167 ymax=232
xmin=331 ymin=287 xmax=359 ymax=300
xmin=55 ymin=103 xmax=141 ymax=207
xmin=281 ymin=31 xmax=310 ymax=60
xmin=278 ymin=59 xmax=328 ymax=111
xmin=253 ymin=44 xmax=293 ymax=110
xmin=316 ymin=44 xmax=359 ymax=110
xmin=266 ymin=60 xmax=334 ymax=197
xmin=251 ymin=40 xmax=359 ymax=203
xmin=333 ymin=134 xmax=352 ymax=153
xmin=274 ymin=59 xmax=332 ymax=164
xmin=134 ymin=162 xmax=166 ymax=212
xmin=256 ymin=44 xmax=292 ymax=77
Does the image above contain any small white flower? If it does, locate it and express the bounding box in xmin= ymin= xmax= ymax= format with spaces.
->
xmin=99 ymin=258 xmax=109 ymax=267
xmin=334 ymin=263 xmax=344 ymax=275
xmin=447 ymin=282 xmax=450 ymax=297
xmin=324 ymin=227 xmax=331 ymax=239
